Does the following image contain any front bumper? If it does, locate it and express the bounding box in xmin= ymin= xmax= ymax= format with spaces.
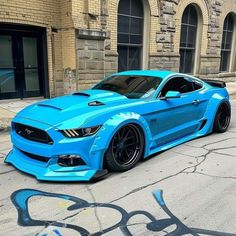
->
xmin=5 ymin=116 xmax=107 ymax=181
xmin=5 ymin=148 xmax=107 ymax=181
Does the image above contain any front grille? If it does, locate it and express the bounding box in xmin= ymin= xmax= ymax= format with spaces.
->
xmin=14 ymin=122 xmax=53 ymax=145
xmin=20 ymin=149 xmax=50 ymax=163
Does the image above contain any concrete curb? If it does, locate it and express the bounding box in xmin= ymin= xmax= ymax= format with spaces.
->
xmin=0 ymin=107 xmax=15 ymax=134
xmin=0 ymin=126 xmax=10 ymax=133
xmin=0 ymin=118 xmax=12 ymax=133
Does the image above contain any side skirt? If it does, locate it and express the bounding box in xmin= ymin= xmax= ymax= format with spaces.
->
xmin=146 ymin=131 xmax=207 ymax=157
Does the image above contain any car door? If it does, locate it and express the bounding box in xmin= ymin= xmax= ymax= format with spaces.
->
xmin=149 ymin=76 xmax=204 ymax=147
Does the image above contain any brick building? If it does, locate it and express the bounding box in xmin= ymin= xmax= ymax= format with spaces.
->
xmin=0 ymin=0 xmax=235 ymax=100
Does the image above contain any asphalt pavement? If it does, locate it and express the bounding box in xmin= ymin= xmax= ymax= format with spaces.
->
xmin=0 ymin=100 xmax=236 ymax=236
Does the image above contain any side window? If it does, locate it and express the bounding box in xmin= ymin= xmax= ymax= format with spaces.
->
xmin=159 ymin=77 xmax=193 ymax=97
xmin=192 ymin=79 xmax=203 ymax=91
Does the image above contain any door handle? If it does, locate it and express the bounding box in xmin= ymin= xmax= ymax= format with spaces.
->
xmin=192 ymin=99 xmax=200 ymax=105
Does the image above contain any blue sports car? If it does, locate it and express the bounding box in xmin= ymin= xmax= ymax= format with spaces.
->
xmin=5 ymin=70 xmax=231 ymax=181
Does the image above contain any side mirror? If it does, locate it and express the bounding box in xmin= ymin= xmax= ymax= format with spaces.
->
xmin=164 ymin=91 xmax=181 ymax=99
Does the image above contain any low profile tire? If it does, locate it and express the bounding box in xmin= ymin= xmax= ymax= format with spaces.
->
xmin=105 ymin=124 xmax=144 ymax=172
xmin=213 ymin=102 xmax=231 ymax=133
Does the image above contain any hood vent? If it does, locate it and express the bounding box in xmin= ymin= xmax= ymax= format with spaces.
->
xmin=88 ymin=101 xmax=105 ymax=106
xmin=38 ymin=104 xmax=62 ymax=111
xmin=72 ymin=92 xmax=90 ymax=97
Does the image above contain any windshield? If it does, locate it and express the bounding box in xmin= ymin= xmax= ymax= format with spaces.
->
xmin=92 ymin=75 xmax=162 ymax=99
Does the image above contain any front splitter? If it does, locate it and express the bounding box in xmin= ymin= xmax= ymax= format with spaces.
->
xmin=4 ymin=149 xmax=108 ymax=182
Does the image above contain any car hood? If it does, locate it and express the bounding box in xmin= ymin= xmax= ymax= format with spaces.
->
xmin=16 ymin=90 xmax=138 ymax=129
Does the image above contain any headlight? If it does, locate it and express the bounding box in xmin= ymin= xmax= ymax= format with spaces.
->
xmin=60 ymin=125 xmax=101 ymax=138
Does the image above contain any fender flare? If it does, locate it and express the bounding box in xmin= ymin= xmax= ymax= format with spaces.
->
xmin=90 ymin=112 xmax=152 ymax=159
xmin=203 ymin=93 xmax=230 ymax=134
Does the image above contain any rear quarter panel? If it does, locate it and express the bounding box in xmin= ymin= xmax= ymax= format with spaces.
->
xmin=200 ymin=84 xmax=230 ymax=134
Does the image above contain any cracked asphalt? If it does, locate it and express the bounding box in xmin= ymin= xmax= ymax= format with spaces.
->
xmin=0 ymin=100 xmax=236 ymax=236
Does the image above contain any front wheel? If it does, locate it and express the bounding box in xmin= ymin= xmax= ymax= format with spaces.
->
xmin=213 ymin=102 xmax=231 ymax=133
xmin=105 ymin=124 xmax=144 ymax=171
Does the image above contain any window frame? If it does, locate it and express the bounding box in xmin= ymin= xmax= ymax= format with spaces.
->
xmin=192 ymin=78 xmax=203 ymax=91
xmin=117 ymin=0 xmax=144 ymax=71
xmin=179 ymin=4 xmax=198 ymax=74
xmin=92 ymin=75 xmax=163 ymax=99
xmin=219 ymin=13 xmax=235 ymax=72
xmin=157 ymin=75 xmax=204 ymax=98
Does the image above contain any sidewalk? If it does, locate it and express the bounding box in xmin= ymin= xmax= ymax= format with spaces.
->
xmin=0 ymin=83 xmax=236 ymax=133
xmin=0 ymin=98 xmax=43 ymax=132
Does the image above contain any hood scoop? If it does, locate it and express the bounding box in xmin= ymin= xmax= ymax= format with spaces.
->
xmin=37 ymin=104 xmax=62 ymax=111
xmin=88 ymin=101 xmax=105 ymax=106
xmin=72 ymin=92 xmax=90 ymax=97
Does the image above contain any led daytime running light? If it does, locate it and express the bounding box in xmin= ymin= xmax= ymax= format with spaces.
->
xmin=61 ymin=125 xmax=101 ymax=138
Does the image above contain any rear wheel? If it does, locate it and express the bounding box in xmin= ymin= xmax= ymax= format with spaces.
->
xmin=213 ymin=102 xmax=231 ymax=133
xmin=105 ymin=124 xmax=144 ymax=171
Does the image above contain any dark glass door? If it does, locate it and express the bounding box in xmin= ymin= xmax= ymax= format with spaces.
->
xmin=0 ymin=28 xmax=44 ymax=99
xmin=22 ymin=36 xmax=41 ymax=97
xmin=0 ymin=35 xmax=18 ymax=99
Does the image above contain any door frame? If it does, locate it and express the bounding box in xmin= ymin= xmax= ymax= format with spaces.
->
xmin=152 ymin=76 xmax=202 ymax=146
xmin=0 ymin=23 xmax=49 ymax=99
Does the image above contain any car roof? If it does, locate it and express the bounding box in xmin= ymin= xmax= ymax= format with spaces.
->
xmin=113 ymin=70 xmax=182 ymax=80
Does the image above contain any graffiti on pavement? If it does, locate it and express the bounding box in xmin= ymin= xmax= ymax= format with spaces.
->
xmin=11 ymin=188 xmax=236 ymax=236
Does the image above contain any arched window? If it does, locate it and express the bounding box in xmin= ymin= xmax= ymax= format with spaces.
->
xmin=179 ymin=4 xmax=198 ymax=73
xmin=220 ymin=13 xmax=234 ymax=72
xmin=117 ymin=0 xmax=144 ymax=71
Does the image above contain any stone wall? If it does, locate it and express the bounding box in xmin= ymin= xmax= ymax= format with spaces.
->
xmin=0 ymin=0 xmax=63 ymax=97
xmin=149 ymin=53 xmax=180 ymax=71
xmin=105 ymin=51 xmax=118 ymax=77
xmin=199 ymin=55 xmax=221 ymax=75
xmin=1 ymin=0 xmax=235 ymax=99
xmin=0 ymin=0 xmax=80 ymax=97
xmin=76 ymin=30 xmax=106 ymax=90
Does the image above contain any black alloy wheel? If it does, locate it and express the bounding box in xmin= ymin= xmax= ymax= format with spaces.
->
xmin=105 ymin=124 xmax=144 ymax=171
xmin=213 ymin=102 xmax=231 ymax=133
